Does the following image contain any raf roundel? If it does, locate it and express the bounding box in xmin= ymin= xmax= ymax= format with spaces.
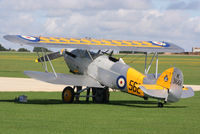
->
xmin=18 ymin=35 xmax=40 ymax=42
xmin=150 ymin=41 xmax=170 ymax=47
xmin=116 ymin=76 xmax=126 ymax=89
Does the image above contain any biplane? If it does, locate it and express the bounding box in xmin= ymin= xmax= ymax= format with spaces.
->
xmin=4 ymin=35 xmax=194 ymax=107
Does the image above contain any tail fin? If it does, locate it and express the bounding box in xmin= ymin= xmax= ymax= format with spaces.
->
xmin=140 ymin=67 xmax=193 ymax=102
xmin=157 ymin=67 xmax=183 ymax=102
xmin=156 ymin=67 xmax=174 ymax=89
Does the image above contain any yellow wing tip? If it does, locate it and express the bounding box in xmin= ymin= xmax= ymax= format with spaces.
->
xmin=35 ymin=59 xmax=39 ymax=63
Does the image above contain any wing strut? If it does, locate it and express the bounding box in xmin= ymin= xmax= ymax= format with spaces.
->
xmin=144 ymin=52 xmax=159 ymax=79
xmin=86 ymin=50 xmax=93 ymax=61
xmin=155 ymin=52 xmax=158 ymax=79
xmin=46 ymin=52 xmax=57 ymax=77
xmin=144 ymin=52 xmax=147 ymax=74
xmin=36 ymin=51 xmax=47 ymax=72
xmin=42 ymin=49 xmax=48 ymax=72
xmin=36 ymin=48 xmax=57 ymax=78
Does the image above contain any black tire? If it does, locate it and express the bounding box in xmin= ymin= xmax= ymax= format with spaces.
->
xmin=62 ymin=86 xmax=74 ymax=103
xmin=92 ymin=87 xmax=110 ymax=103
xmin=92 ymin=88 xmax=96 ymax=103
xmin=158 ymin=102 xmax=164 ymax=108
xmin=144 ymin=97 xmax=148 ymax=100
xmin=103 ymin=88 xmax=110 ymax=103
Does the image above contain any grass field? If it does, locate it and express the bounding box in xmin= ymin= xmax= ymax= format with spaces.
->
xmin=0 ymin=52 xmax=199 ymax=84
xmin=0 ymin=91 xmax=199 ymax=134
xmin=0 ymin=52 xmax=199 ymax=134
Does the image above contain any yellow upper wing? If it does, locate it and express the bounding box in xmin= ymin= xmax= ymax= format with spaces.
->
xmin=4 ymin=35 xmax=184 ymax=52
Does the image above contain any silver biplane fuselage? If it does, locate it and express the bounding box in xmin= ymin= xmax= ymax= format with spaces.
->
xmin=64 ymin=49 xmax=184 ymax=103
xmin=65 ymin=49 xmax=125 ymax=90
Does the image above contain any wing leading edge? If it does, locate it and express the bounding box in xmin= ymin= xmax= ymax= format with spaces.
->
xmin=4 ymin=35 xmax=184 ymax=52
xmin=24 ymin=71 xmax=103 ymax=88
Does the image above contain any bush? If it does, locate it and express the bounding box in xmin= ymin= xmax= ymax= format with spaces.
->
xmin=0 ymin=44 xmax=7 ymax=51
xmin=17 ymin=48 xmax=30 ymax=52
xmin=33 ymin=47 xmax=52 ymax=52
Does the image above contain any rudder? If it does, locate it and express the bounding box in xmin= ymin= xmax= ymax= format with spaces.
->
xmin=156 ymin=67 xmax=183 ymax=102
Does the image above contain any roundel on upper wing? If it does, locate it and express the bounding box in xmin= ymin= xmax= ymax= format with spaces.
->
xmin=150 ymin=41 xmax=170 ymax=47
xmin=18 ymin=35 xmax=40 ymax=42
xmin=116 ymin=75 xmax=126 ymax=89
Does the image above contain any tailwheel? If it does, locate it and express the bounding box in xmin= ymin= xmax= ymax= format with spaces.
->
xmin=62 ymin=86 xmax=75 ymax=103
xmin=158 ymin=102 xmax=164 ymax=108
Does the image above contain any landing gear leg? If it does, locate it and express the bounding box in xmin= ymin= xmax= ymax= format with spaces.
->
xmin=86 ymin=88 xmax=90 ymax=102
xmin=158 ymin=101 xmax=164 ymax=108
xmin=75 ymin=86 xmax=82 ymax=102
xmin=104 ymin=87 xmax=110 ymax=103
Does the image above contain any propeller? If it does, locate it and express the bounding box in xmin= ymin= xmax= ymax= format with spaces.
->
xmin=102 ymin=50 xmax=114 ymax=57
xmin=35 ymin=49 xmax=76 ymax=63
xmin=35 ymin=51 xmax=63 ymax=62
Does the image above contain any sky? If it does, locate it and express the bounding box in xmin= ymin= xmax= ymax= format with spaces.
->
xmin=0 ymin=0 xmax=200 ymax=51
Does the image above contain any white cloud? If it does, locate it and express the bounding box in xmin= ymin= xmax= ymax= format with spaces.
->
xmin=167 ymin=0 xmax=200 ymax=10
xmin=0 ymin=0 xmax=151 ymax=11
xmin=0 ymin=0 xmax=200 ymax=51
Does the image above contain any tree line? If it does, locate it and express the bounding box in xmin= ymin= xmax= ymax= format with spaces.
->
xmin=0 ymin=44 xmax=51 ymax=52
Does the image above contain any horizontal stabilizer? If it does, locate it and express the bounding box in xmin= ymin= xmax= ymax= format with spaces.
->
xmin=181 ymin=87 xmax=194 ymax=98
xmin=24 ymin=71 xmax=103 ymax=88
xmin=139 ymin=85 xmax=168 ymax=99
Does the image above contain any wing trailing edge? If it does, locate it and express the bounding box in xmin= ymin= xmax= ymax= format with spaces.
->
xmin=181 ymin=87 xmax=194 ymax=98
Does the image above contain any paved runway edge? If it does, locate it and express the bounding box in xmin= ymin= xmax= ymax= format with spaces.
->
xmin=0 ymin=77 xmax=199 ymax=92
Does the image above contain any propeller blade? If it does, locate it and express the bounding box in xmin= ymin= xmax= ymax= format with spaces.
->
xmin=109 ymin=50 xmax=114 ymax=57
xmin=102 ymin=50 xmax=113 ymax=57
xmin=65 ymin=51 xmax=76 ymax=58
xmin=35 ymin=52 xmax=63 ymax=62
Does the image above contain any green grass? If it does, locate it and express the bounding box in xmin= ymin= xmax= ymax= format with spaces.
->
xmin=0 ymin=91 xmax=199 ymax=134
xmin=0 ymin=52 xmax=69 ymax=78
xmin=0 ymin=52 xmax=200 ymax=84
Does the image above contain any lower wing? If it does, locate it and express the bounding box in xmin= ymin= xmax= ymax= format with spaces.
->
xmin=24 ymin=71 xmax=103 ymax=88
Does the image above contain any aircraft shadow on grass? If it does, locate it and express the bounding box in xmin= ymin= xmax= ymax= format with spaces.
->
xmin=108 ymin=100 xmax=187 ymax=108
xmin=0 ymin=99 xmax=186 ymax=108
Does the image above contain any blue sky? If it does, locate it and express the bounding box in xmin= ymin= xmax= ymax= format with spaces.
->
xmin=0 ymin=0 xmax=200 ymax=51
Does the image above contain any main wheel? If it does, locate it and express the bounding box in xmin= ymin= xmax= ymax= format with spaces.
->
xmin=92 ymin=87 xmax=110 ymax=103
xmin=62 ymin=86 xmax=75 ymax=103
xmin=104 ymin=88 xmax=110 ymax=103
